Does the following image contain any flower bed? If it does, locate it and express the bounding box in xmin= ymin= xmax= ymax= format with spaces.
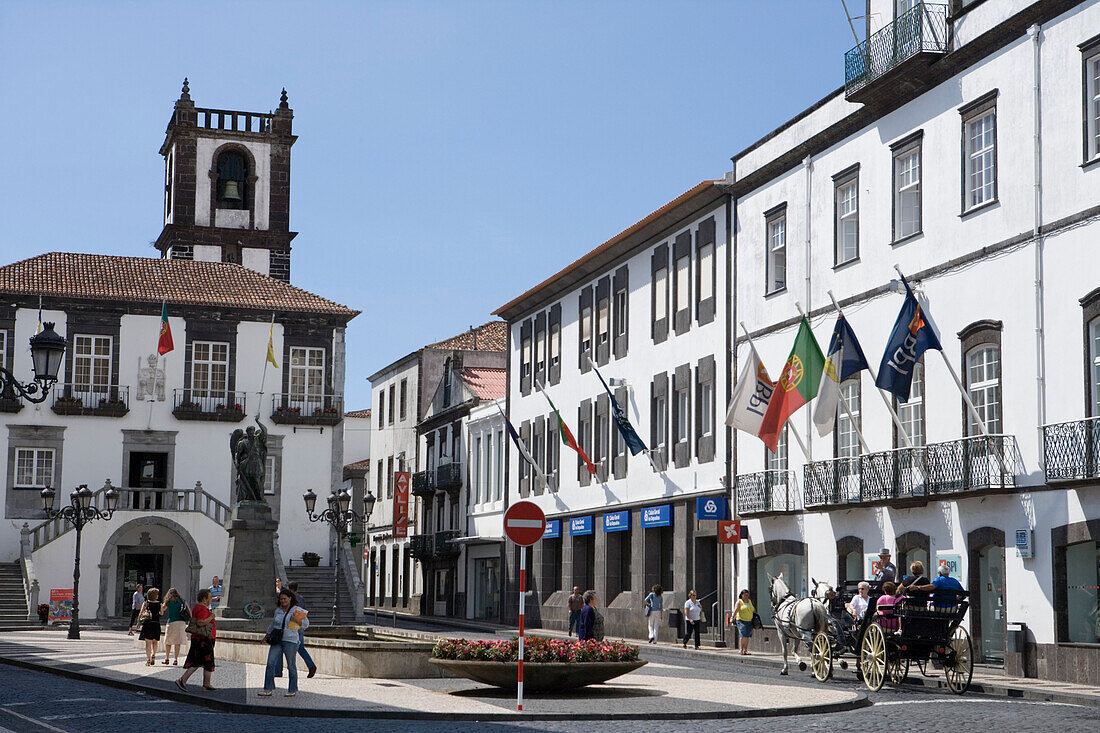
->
xmin=432 ymin=636 xmax=640 ymax=663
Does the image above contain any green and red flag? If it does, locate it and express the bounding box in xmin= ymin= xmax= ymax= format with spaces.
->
xmin=540 ymin=387 xmax=596 ymax=475
xmin=758 ymin=317 xmax=825 ymax=453
xmin=157 ymin=301 xmax=174 ymax=356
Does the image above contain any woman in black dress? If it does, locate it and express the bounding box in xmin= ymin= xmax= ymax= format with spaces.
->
xmin=138 ymin=587 xmax=162 ymax=666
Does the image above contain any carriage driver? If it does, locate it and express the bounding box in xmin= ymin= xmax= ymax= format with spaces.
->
xmin=873 ymin=549 xmax=898 ymax=584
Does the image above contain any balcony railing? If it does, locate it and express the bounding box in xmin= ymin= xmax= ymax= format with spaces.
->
xmin=435 ymin=462 xmax=463 ymax=492
xmin=844 ymin=3 xmax=948 ymax=99
xmin=924 ymin=435 xmax=1022 ymax=496
xmin=411 ymin=470 xmax=432 ymax=497
xmin=51 ymin=384 xmax=129 ymax=417
xmin=434 ymin=529 xmax=461 ymax=557
xmin=735 ymin=470 xmax=800 ymax=515
xmin=270 ymin=393 xmax=343 ymax=425
xmin=172 ymin=389 xmax=247 ymax=422
xmin=1044 ymin=417 xmax=1100 ymax=482
xmin=409 ymin=534 xmax=433 ymax=561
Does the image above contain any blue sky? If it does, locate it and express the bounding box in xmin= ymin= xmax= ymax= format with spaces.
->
xmin=0 ymin=1 xmax=855 ymax=409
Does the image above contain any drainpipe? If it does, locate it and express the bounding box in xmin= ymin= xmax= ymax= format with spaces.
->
xmin=1029 ymin=23 xmax=1047 ymax=467
xmin=803 ymin=155 xmax=814 ymax=460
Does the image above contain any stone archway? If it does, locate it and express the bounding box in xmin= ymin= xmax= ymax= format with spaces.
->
xmin=96 ymin=516 xmax=202 ymax=619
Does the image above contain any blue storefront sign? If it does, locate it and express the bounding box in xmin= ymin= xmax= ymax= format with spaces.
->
xmin=695 ymin=496 xmax=729 ymax=520
xmin=603 ymin=510 xmax=630 ymax=532
xmin=569 ymin=516 xmax=593 ymax=536
xmin=543 ymin=519 xmax=561 ymax=539
xmin=641 ymin=504 xmax=671 ymax=528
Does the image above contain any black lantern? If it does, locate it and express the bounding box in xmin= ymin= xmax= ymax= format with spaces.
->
xmin=362 ymin=490 xmax=376 ymax=520
xmin=303 ymin=489 xmax=318 ymax=515
xmin=303 ymin=485 xmax=374 ymax=626
xmin=29 ymin=322 xmax=67 ymax=385
xmin=337 ymin=489 xmax=352 ymax=514
xmin=40 ymin=486 xmax=56 ymax=512
xmin=104 ymin=487 xmax=119 ymax=513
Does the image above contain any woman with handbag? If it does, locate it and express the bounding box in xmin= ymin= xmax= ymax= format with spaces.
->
xmin=175 ymin=588 xmax=216 ymax=692
xmin=260 ymin=588 xmax=310 ymax=697
xmin=643 ymin=585 xmax=663 ymax=644
xmin=162 ymin=588 xmax=188 ymax=665
xmin=137 ymin=587 xmax=162 ymax=666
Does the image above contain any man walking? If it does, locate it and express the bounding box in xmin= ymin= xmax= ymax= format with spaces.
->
xmin=567 ymin=586 xmax=584 ymax=637
xmin=209 ymin=576 xmax=223 ymax=610
xmin=274 ymin=581 xmax=318 ymax=679
xmin=127 ymin=584 xmax=145 ymax=636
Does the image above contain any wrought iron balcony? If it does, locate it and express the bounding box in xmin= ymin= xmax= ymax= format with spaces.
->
xmin=844 ymin=3 xmax=948 ymax=102
xmin=434 ymin=462 xmax=463 ymax=494
xmin=434 ymin=529 xmax=461 ymax=558
xmin=735 ymin=470 xmax=800 ymax=516
xmin=805 ymin=456 xmax=864 ymax=508
xmin=1043 ymin=417 xmax=1100 ymax=482
xmin=270 ymin=393 xmax=343 ymax=425
xmin=411 ymin=470 xmax=433 ymax=497
xmin=51 ymin=384 xmax=129 ymax=417
xmin=408 ymin=534 xmax=434 ymax=561
xmin=924 ymin=435 xmax=1022 ymax=495
xmin=172 ymin=389 xmax=247 ymax=422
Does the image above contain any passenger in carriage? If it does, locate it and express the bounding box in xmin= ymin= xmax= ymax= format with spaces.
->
xmin=909 ymin=564 xmax=964 ymax=609
xmin=846 ymin=581 xmax=871 ymax=621
xmin=875 ymin=582 xmax=901 ymax=632
xmin=900 ymin=561 xmax=929 ymax=592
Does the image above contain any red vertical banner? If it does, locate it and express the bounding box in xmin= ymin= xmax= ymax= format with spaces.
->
xmin=393 ymin=471 xmax=409 ymax=538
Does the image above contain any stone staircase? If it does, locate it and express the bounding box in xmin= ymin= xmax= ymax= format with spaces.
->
xmin=0 ymin=563 xmax=28 ymax=623
xmin=284 ymin=565 xmax=357 ymax=625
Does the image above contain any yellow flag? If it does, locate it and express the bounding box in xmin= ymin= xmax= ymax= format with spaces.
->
xmin=266 ymin=320 xmax=279 ymax=368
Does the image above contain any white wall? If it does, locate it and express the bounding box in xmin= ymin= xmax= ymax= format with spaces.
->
xmin=195 ymin=137 xmax=271 ymax=230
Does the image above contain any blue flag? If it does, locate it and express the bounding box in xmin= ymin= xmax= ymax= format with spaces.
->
xmin=590 ymin=364 xmax=648 ymax=456
xmin=812 ymin=314 xmax=870 ymax=437
xmin=875 ymin=276 xmax=942 ymax=402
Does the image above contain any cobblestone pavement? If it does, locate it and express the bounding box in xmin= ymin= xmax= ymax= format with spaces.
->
xmin=0 ymin=649 xmax=1096 ymax=732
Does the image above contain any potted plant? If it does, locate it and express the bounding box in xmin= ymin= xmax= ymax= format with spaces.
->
xmin=301 ymin=551 xmax=321 ymax=567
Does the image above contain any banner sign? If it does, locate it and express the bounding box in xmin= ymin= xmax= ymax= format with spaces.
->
xmin=543 ymin=519 xmax=561 ymax=539
xmin=569 ymin=516 xmax=593 ymax=536
xmin=603 ymin=511 xmax=630 ymax=532
xmin=695 ymin=496 xmax=728 ymax=520
xmin=936 ymin=551 xmax=962 ymax=577
xmin=641 ymin=504 xmax=671 ymax=528
xmin=393 ymin=471 xmax=410 ymax=538
xmin=866 ymin=554 xmax=884 ymax=579
xmin=717 ymin=520 xmax=741 ymax=544
xmin=49 ymin=588 xmax=73 ymax=624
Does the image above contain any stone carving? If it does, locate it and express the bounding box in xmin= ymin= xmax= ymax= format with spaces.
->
xmin=230 ymin=418 xmax=268 ymax=504
xmin=136 ymin=354 xmax=166 ymax=401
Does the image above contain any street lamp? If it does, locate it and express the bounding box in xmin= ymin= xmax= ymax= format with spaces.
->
xmin=303 ymin=488 xmax=376 ymax=625
xmin=0 ymin=322 xmax=67 ymax=404
xmin=42 ymin=483 xmax=118 ymax=639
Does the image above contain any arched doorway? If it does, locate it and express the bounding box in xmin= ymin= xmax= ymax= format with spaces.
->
xmin=96 ymin=516 xmax=201 ymax=619
xmin=896 ymin=531 xmax=930 ymax=580
xmin=836 ymin=536 xmax=864 ymax=586
xmin=967 ymin=527 xmax=1006 ymax=664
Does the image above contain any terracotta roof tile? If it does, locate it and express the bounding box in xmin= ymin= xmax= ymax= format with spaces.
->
xmin=344 ymin=408 xmax=372 ymax=418
xmin=426 ymin=320 xmax=506 ymax=352
xmin=460 ymin=367 xmax=506 ymax=401
xmin=344 ymin=459 xmax=371 ymax=470
xmin=0 ymin=252 xmax=358 ymax=318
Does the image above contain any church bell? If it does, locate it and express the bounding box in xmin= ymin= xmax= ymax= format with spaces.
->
xmin=222 ymin=179 xmax=242 ymax=202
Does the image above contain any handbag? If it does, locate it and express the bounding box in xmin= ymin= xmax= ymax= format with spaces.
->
xmin=643 ymin=597 xmax=652 ymax=617
xmin=179 ymin=602 xmax=191 ymax=622
xmin=137 ymin=603 xmax=151 ymax=624
xmin=263 ymin=607 xmax=289 ymax=645
xmin=185 ymin=614 xmax=212 ymax=638
xmin=751 ymin=612 xmax=763 ymax=630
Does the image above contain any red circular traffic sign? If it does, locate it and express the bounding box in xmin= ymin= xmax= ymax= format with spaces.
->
xmin=503 ymin=501 xmax=546 ymax=546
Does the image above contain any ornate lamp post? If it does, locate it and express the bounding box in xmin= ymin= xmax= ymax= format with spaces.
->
xmin=303 ymin=488 xmax=376 ymax=625
xmin=41 ymin=483 xmax=119 ymax=639
xmin=0 ymin=322 xmax=67 ymax=403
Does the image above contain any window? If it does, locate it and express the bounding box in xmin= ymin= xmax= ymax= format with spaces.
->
xmin=545 ymin=415 xmax=559 ymax=489
xmin=483 ymin=432 xmax=493 ymax=500
xmin=895 ymin=0 xmax=917 ymax=17
xmin=264 ymin=455 xmax=278 ymax=495
xmin=549 ymin=321 xmax=560 ymax=368
xmin=495 ymin=429 xmax=504 ymax=500
xmin=614 ymin=289 xmax=627 ymax=338
xmin=837 ymin=379 xmax=861 ymax=458
xmin=654 ymin=394 xmax=667 ymax=451
xmin=1090 ymin=318 xmax=1100 ymax=416
xmin=377 ymin=459 xmax=383 ymax=494
xmin=898 ymin=361 xmax=925 ymax=446
xmin=1064 ymin=539 xmax=1100 ymax=643
xmin=388 ymin=384 xmax=396 ymax=424
xmin=580 ymin=306 xmax=592 ymax=358
xmin=14 ymin=448 xmax=53 ymax=489
xmin=215 ymin=150 xmax=247 ymax=210
xmin=695 ymin=218 xmax=717 ymax=325
xmin=833 ymin=166 xmax=859 ymax=265
xmin=966 ymin=345 xmax=1002 ymax=434
xmin=676 ymin=386 xmax=689 ymax=445
xmin=386 ymin=456 xmax=394 ymax=499
xmin=399 ymin=379 xmax=408 ymax=421
xmin=960 ymin=93 xmax=997 ymax=212
xmin=674 ymin=253 xmax=690 ymax=312
xmin=765 ymin=206 xmax=787 ymax=294
xmin=521 ymin=334 xmax=532 ymax=381
xmin=0 ymin=330 xmax=6 ymax=372
xmin=578 ymin=401 xmax=592 ymax=484
xmin=652 ymin=246 xmax=669 ymax=344
xmin=700 ymin=380 xmax=714 ymax=437
xmin=892 ymin=134 xmax=922 ymax=240
xmin=191 ymin=341 xmax=229 ymax=398
xmin=164 ymin=150 xmax=174 ymax=222
xmin=767 ymin=426 xmax=788 ymax=471
xmin=535 ymin=328 xmax=545 ymax=376
xmin=1082 ymin=39 xmax=1100 ymax=162
xmin=697 ymin=242 xmax=714 ymax=302
xmin=377 ymin=391 xmax=384 ymax=428
xmin=289 ymin=347 xmax=325 ymax=403
xmin=597 ymin=296 xmax=610 ymax=346
xmin=73 ymin=335 xmax=112 ymax=393
xmin=473 ymin=436 xmax=481 ymax=503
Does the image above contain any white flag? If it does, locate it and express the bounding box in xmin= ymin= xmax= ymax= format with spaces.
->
xmin=725 ymin=349 xmax=775 ymax=436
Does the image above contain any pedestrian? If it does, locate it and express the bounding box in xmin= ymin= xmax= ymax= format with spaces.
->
xmin=162 ymin=587 xmax=188 ymax=665
xmin=137 ymin=587 xmax=162 ymax=666
xmin=209 ymin=576 xmax=223 ymax=610
xmin=683 ymin=589 xmax=702 ymax=649
xmin=733 ymin=589 xmax=755 ymax=655
xmin=260 ymin=588 xmax=310 ymax=697
xmin=566 ymin=586 xmax=584 ymax=637
xmin=175 ymin=588 xmax=216 ymax=692
xmin=577 ymin=590 xmax=604 ymax=641
xmin=127 ymin=583 xmax=144 ymax=636
xmin=643 ymin=585 xmax=664 ymax=644
xmin=873 ymin=548 xmax=897 ymax=584
xmin=274 ymin=581 xmax=317 ymax=679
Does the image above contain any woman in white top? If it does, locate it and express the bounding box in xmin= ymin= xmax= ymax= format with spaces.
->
xmin=846 ymin=581 xmax=871 ymax=621
xmin=682 ymin=589 xmax=703 ymax=649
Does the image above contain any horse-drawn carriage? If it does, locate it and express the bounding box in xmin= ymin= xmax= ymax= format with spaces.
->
xmin=808 ymin=579 xmax=974 ymax=694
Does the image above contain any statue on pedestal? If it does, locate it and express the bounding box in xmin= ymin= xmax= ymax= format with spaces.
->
xmin=230 ymin=418 xmax=268 ymax=504
xmin=136 ymin=354 xmax=166 ymax=401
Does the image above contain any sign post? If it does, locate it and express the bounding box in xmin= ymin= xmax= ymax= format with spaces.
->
xmin=503 ymin=500 xmax=546 ymax=712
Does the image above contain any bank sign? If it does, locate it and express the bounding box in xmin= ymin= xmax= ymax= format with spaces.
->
xmin=603 ymin=511 xmax=630 ymax=532
xmin=543 ymin=520 xmax=561 ymax=539
xmin=641 ymin=504 xmax=671 ymax=528
xmin=695 ymin=496 xmax=728 ymax=520
xmin=570 ymin=516 xmax=593 ymax=536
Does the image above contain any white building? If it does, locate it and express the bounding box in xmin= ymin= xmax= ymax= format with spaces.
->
xmin=730 ymin=0 xmax=1100 ymax=683
xmin=460 ymin=397 xmax=507 ymax=621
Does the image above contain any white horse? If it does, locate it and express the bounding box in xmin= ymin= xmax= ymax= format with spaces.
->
xmin=769 ymin=573 xmax=831 ymax=675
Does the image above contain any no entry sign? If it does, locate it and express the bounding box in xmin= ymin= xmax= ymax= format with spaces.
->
xmin=504 ymin=501 xmax=546 ymax=547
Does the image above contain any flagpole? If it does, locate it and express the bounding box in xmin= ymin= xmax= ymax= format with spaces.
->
xmin=534 ymin=376 xmax=607 ymax=476
xmin=496 ymin=400 xmax=549 ymax=491
xmin=826 ymin=290 xmax=915 ymax=449
xmin=257 ymin=313 xmax=275 ymax=420
xmin=795 ymin=303 xmax=870 ymax=455
xmin=738 ymin=322 xmax=812 ymax=463
xmin=893 ymin=266 xmax=990 ymax=437
xmin=581 ymin=361 xmax=661 ymax=474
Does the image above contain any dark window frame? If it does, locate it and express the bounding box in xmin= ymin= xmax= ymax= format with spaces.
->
xmin=891 ymin=130 xmax=924 ymax=243
xmin=695 ymin=355 xmax=716 ymax=463
xmin=672 ymin=231 xmax=692 ymax=335
xmin=764 ymin=203 xmax=788 ymax=296
xmin=959 ymin=90 xmax=999 ymax=216
xmin=1080 ymin=34 xmax=1100 ymax=166
xmin=832 ymin=164 xmax=860 ymax=267
xmin=650 ymin=372 xmax=669 ymax=472
xmin=612 ymin=265 xmax=629 ymax=359
xmin=958 ymin=319 xmax=1004 ymax=436
xmin=651 ymin=243 xmax=670 ymax=344
xmin=548 ymin=303 xmax=562 ymax=385
xmin=695 ymin=217 xmax=717 ymax=325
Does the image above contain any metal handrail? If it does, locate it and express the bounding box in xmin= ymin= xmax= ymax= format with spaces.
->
xmin=844 ymin=3 xmax=949 ymax=95
xmin=1043 ymin=416 xmax=1100 ymax=482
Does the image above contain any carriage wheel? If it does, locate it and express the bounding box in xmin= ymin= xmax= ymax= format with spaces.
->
xmin=944 ymin=627 xmax=974 ymax=695
xmin=811 ymin=631 xmax=833 ymax=681
xmin=860 ymin=622 xmax=887 ymax=692
xmin=886 ymin=655 xmax=910 ymax=686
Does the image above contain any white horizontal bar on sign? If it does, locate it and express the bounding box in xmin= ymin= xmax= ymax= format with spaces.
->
xmin=506 ymin=519 xmax=544 ymax=528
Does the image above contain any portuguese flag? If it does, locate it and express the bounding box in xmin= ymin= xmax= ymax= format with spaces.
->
xmin=157 ymin=301 xmax=174 ymax=356
xmin=544 ymin=392 xmax=597 ymax=475
xmin=758 ymin=317 xmax=825 ymax=453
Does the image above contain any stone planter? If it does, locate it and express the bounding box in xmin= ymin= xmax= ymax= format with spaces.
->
xmin=428 ymin=658 xmax=647 ymax=692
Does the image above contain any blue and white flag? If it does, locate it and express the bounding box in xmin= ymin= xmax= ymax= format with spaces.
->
xmin=813 ymin=315 xmax=870 ymax=437
xmin=875 ymin=276 xmax=942 ymax=402
xmin=589 ymin=362 xmax=648 ymax=456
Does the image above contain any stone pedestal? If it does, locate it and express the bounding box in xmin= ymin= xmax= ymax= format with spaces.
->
xmin=215 ymin=502 xmax=278 ymax=621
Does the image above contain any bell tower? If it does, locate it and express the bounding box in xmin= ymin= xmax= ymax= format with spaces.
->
xmin=155 ymin=79 xmax=297 ymax=282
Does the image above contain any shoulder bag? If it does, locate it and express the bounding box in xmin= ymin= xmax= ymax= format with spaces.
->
xmin=185 ymin=608 xmax=212 ymax=638
xmin=263 ymin=608 xmax=289 ymax=646
xmin=179 ymin=602 xmax=191 ymax=622
xmin=751 ymin=611 xmax=763 ymax=630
